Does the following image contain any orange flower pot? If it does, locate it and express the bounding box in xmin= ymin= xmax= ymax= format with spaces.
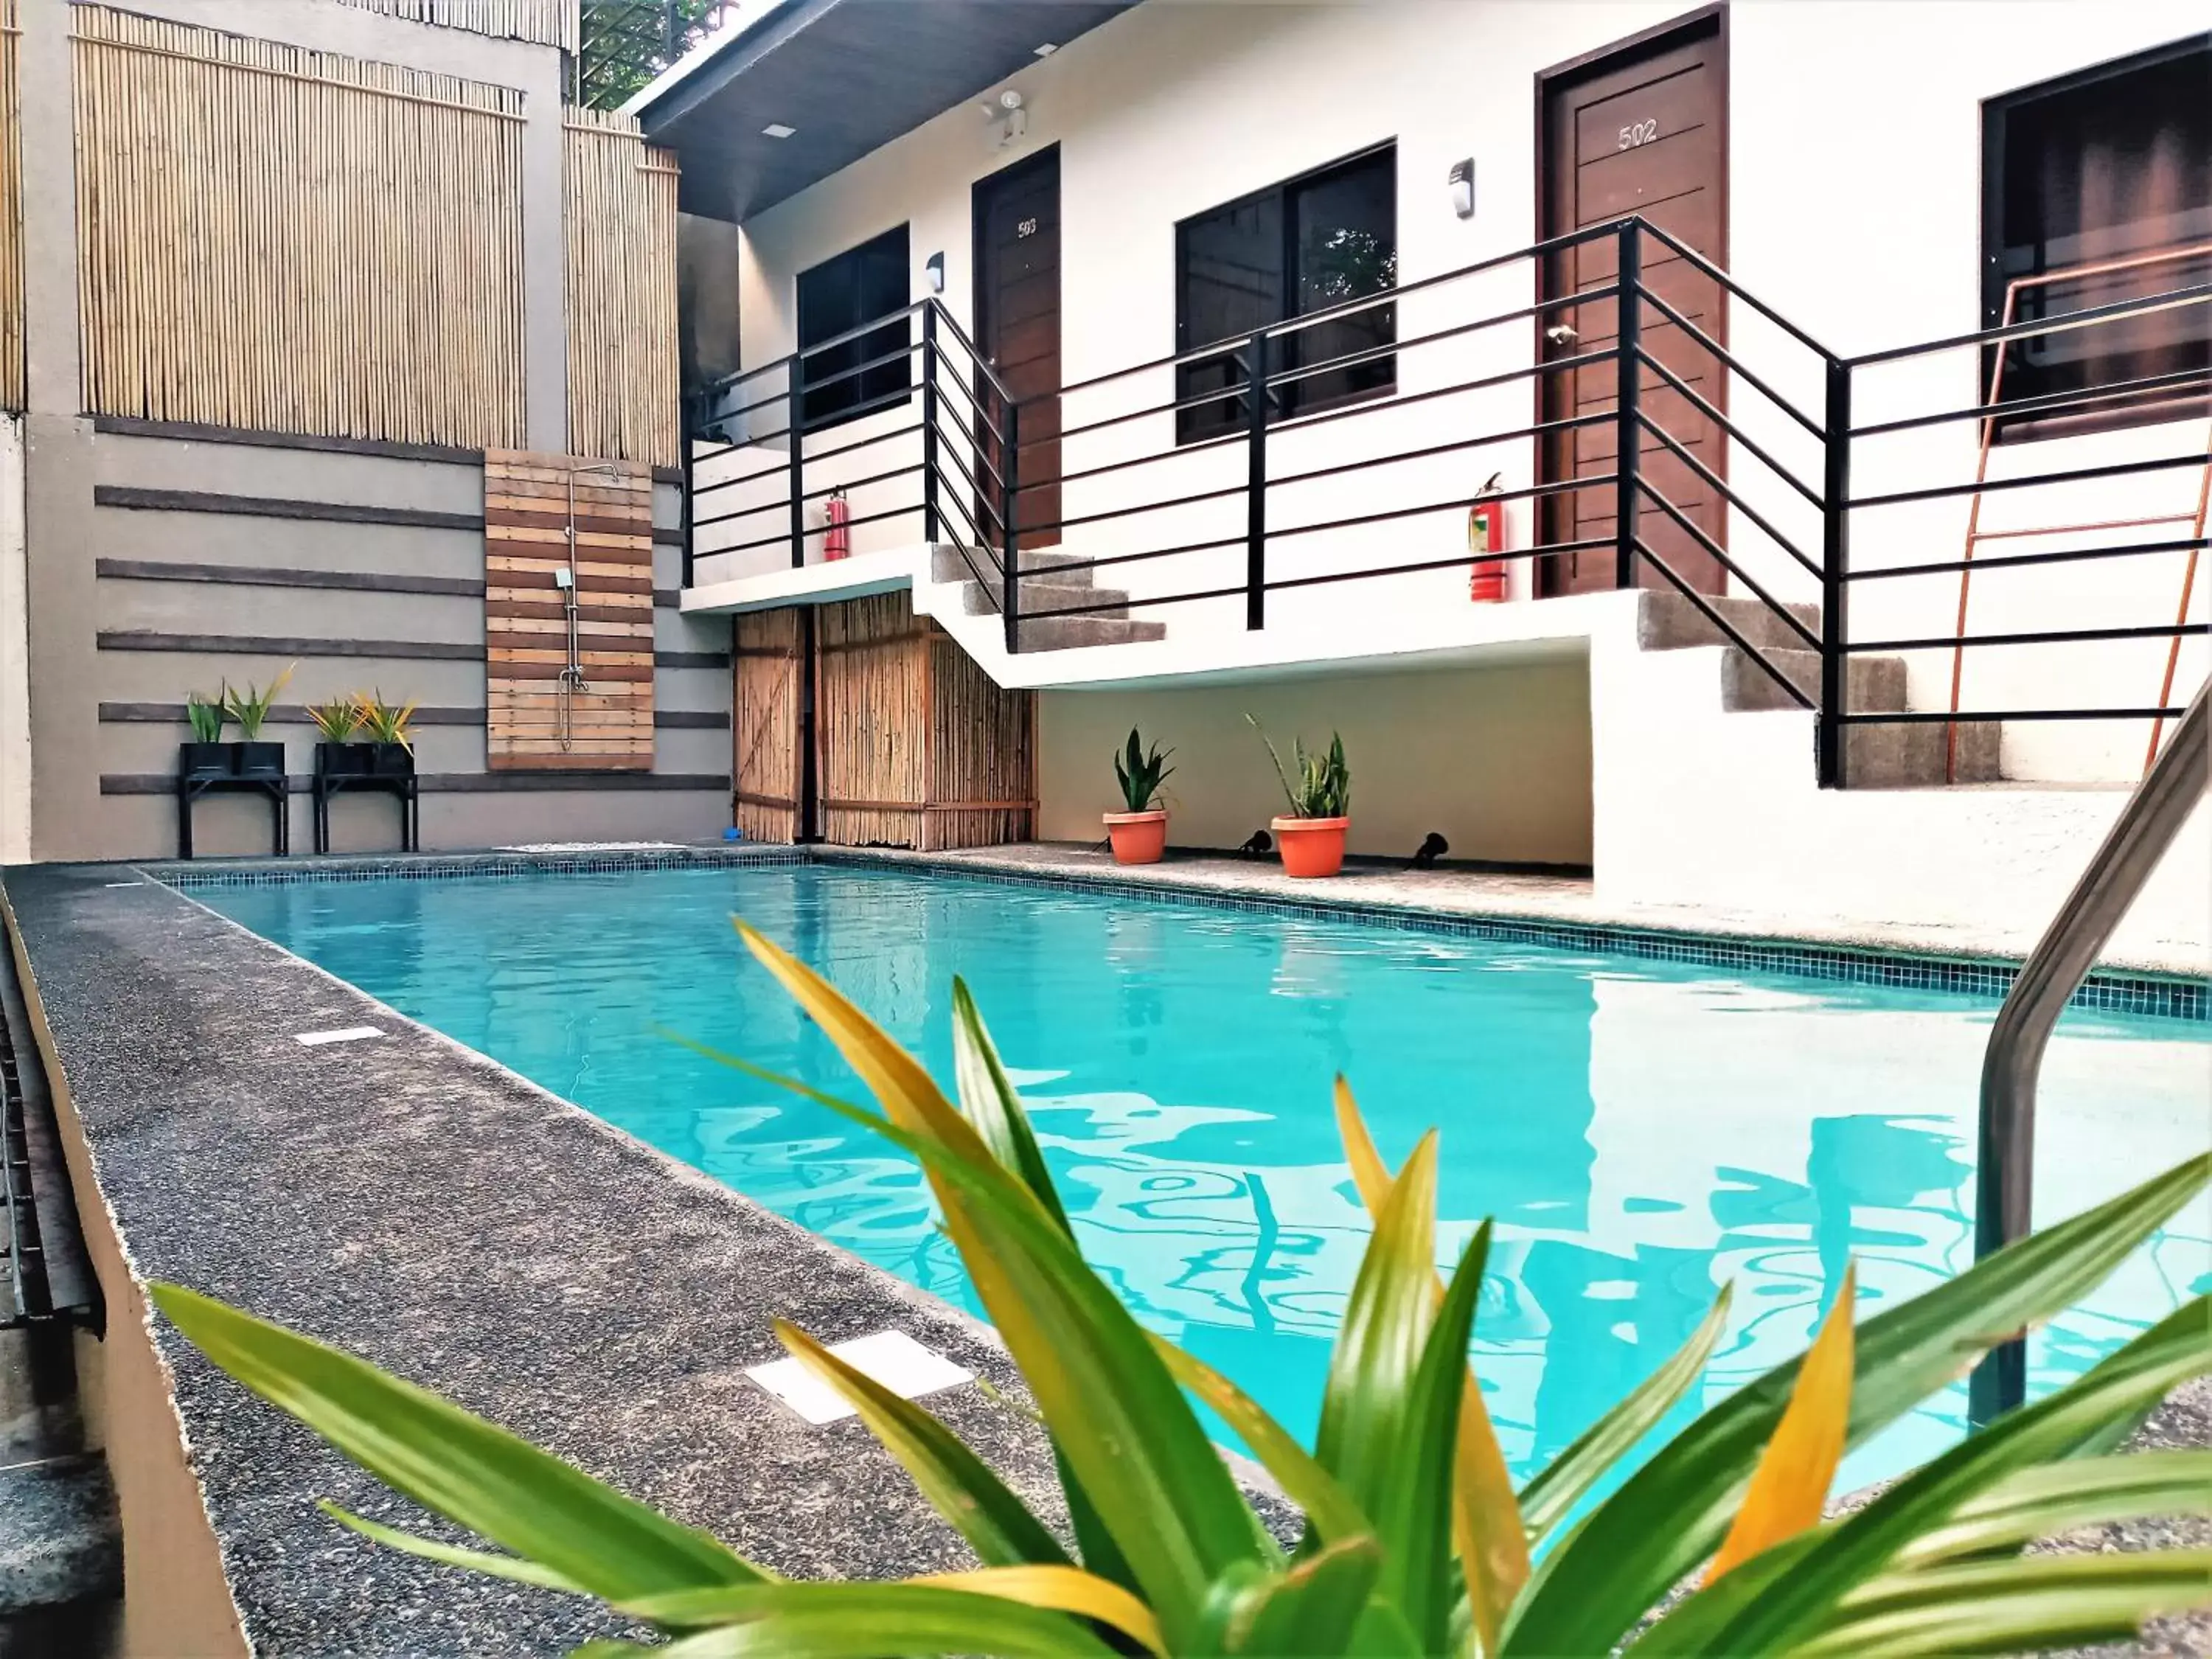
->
xmin=1104 ymin=810 xmax=1169 ymax=865
xmin=1272 ymin=815 xmax=1349 ymax=878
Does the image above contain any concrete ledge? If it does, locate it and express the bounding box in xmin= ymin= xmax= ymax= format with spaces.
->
xmin=0 ymin=864 xmax=1075 ymax=1655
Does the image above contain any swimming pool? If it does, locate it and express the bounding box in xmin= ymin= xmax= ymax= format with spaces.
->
xmin=201 ymin=860 xmax=2209 ymax=1494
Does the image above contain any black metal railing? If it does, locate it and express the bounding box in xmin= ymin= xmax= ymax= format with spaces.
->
xmin=682 ymin=216 xmax=2211 ymax=788
xmin=683 ymin=295 xmax=1022 ymax=619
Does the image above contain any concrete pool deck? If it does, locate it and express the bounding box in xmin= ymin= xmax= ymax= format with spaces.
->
xmin=0 ymin=847 xmax=2203 ymax=1654
xmin=0 ymin=863 xmax=1090 ymax=1656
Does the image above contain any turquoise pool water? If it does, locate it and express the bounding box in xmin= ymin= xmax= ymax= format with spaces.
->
xmin=203 ymin=863 xmax=2210 ymax=1492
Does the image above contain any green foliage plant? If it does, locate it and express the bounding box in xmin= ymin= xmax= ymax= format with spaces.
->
xmin=354 ymin=690 xmax=419 ymax=752
xmin=1113 ymin=729 xmax=1174 ymax=813
xmin=223 ymin=664 xmax=296 ymax=740
xmin=184 ymin=689 xmax=229 ymax=744
xmin=152 ymin=928 xmax=2212 ymax=1658
xmin=1250 ymin=714 xmax=1351 ymax=818
xmin=307 ymin=696 xmax=364 ymax=743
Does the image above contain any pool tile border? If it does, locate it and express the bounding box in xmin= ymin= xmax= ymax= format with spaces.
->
xmin=150 ymin=846 xmax=806 ymax=886
xmin=147 ymin=846 xmax=2206 ymax=1023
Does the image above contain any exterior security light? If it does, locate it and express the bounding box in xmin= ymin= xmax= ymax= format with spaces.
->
xmin=1450 ymin=159 xmax=1475 ymax=220
xmin=999 ymin=89 xmax=1024 ymax=111
xmin=762 ymin=122 xmax=796 ymax=139
xmin=925 ymin=252 xmax=945 ymax=293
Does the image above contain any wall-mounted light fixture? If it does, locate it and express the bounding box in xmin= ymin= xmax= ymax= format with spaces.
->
xmin=1449 ymin=159 xmax=1475 ymax=220
xmin=981 ymin=87 xmax=1029 ymax=149
xmin=925 ymin=252 xmax=945 ymax=294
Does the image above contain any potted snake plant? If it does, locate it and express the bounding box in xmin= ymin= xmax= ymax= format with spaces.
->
xmin=1105 ymin=728 xmax=1173 ymax=864
xmin=355 ymin=691 xmax=418 ymax=776
xmin=223 ymin=666 xmax=293 ymax=779
xmin=179 ymin=689 xmax=232 ymax=779
xmin=1251 ymin=715 xmax=1351 ymax=877
xmin=309 ymin=695 xmax=373 ymax=778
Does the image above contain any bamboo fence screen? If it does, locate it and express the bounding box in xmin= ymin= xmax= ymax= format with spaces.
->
xmin=337 ymin=0 xmax=580 ymax=52
xmin=564 ymin=106 xmax=679 ymax=466
xmin=813 ymin=592 xmax=1037 ymax=852
xmin=1 ymin=0 xmax=21 ymax=414
xmin=70 ymin=7 xmax=528 ymax=448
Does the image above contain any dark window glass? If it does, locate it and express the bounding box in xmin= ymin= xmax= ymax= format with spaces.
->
xmin=796 ymin=226 xmax=911 ymax=431
xmin=1983 ymin=40 xmax=2211 ymax=440
xmin=1176 ymin=147 xmax=1397 ymax=444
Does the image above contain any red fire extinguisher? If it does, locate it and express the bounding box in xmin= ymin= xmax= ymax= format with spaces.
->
xmin=1468 ymin=472 xmax=1507 ymax=602
xmin=824 ymin=488 xmax=852 ymax=561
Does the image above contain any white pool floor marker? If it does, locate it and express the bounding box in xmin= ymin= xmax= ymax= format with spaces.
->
xmin=293 ymin=1026 xmax=386 ymax=1047
xmin=744 ymin=1329 xmax=975 ymax=1425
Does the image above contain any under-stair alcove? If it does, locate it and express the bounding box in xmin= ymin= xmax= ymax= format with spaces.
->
xmin=734 ymin=591 xmax=1035 ymax=849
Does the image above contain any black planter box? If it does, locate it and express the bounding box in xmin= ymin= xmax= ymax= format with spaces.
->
xmin=370 ymin=742 xmax=415 ymax=777
xmin=179 ymin=741 xmax=232 ymax=779
xmin=316 ymin=742 xmax=375 ymax=777
xmin=235 ymin=741 xmax=286 ymax=779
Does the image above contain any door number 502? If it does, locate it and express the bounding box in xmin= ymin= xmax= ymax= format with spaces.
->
xmin=1618 ymin=119 xmax=1659 ymax=150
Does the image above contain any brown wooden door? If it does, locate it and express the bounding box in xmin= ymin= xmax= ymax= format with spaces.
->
xmin=973 ymin=147 xmax=1062 ymax=551
xmin=1537 ymin=8 xmax=1728 ymax=597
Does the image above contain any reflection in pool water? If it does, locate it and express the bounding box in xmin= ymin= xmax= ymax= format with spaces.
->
xmin=205 ymin=863 xmax=2210 ymax=1495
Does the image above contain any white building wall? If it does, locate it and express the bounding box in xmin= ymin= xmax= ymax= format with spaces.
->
xmin=0 ymin=416 xmax=28 ymax=866
xmin=694 ymin=0 xmax=2208 ymax=783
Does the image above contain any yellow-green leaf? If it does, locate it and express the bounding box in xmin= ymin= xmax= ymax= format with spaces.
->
xmin=1335 ymin=1077 xmax=1529 ymax=1649
xmin=1148 ymin=1333 xmax=1371 ymax=1546
xmin=914 ymin=1564 xmax=1167 ymax=1656
xmin=1705 ymin=1265 xmax=1856 ymax=1584
xmin=151 ymin=1284 xmax=764 ymax=1605
xmin=632 ymin=1582 xmax=1121 ymax=1658
xmin=732 ymin=922 xmax=1269 ymax=1646
xmin=319 ymin=1502 xmax=589 ymax=1596
xmin=774 ymin=1321 xmax=1069 ymax=1570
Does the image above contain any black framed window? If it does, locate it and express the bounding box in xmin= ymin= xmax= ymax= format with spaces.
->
xmin=1175 ymin=145 xmax=1398 ymax=444
xmin=796 ymin=225 xmax=911 ymax=432
xmin=1981 ymin=36 xmax=2210 ymax=441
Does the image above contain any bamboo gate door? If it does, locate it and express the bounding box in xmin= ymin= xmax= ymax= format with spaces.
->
xmin=733 ymin=594 xmax=1034 ymax=851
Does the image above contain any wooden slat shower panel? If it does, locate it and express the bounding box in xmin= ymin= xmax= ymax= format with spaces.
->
xmin=69 ymin=7 xmax=526 ymax=448
xmin=484 ymin=449 xmax=654 ymax=771
xmin=733 ymin=608 xmax=801 ymax=843
xmin=565 ymin=106 xmax=680 ymax=466
xmin=0 ymin=0 xmax=21 ymax=414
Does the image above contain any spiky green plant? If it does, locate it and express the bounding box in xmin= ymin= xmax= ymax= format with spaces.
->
xmin=307 ymin=696 xmax=364 ymax=743
xmin=223 ymin=664 xmax=296 ymax=740
xmin=152 ymin=928 xmax=2212 ymax=1658
xmin=354 ymin=689 xmax=419 ymax=752
xmin=184 ymin=689 xmax=229 ymax=743
xmin=1251 ymin=714 xmax=1350 ymax=818
xmin=1113 ymin=728 xmax=1175 ymax=813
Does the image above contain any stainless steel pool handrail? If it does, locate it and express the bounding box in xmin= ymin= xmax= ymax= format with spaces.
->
xmin=1968 ymin=681 xmax=2209 ymax=1427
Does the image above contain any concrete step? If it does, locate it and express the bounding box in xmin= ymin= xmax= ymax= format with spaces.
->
xmin=928 ymin=544 xmax=1096 ymax=585
xmin=967 ymin=580 xmax=1132 ymax=619
xmin=1846 ymin=719 xmax=2002 ymax=787
xmin=1722 ymin=647 xmax=1908 ymax=714
xmin=1015 ymin=614 xmax=1168 ymax=651
xmin=1639 ymin=591 xmax=1823 ymax=655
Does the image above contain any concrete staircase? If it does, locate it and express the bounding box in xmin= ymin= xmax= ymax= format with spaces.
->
xmin=931 ymin=545 xmax=1166 ymax=652
xmin=1638 ymin=592 xmax=2000 ymax=787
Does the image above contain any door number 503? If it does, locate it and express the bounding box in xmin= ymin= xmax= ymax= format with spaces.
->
xmin=1618 ymin=119 xmax=1659 ymax=150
